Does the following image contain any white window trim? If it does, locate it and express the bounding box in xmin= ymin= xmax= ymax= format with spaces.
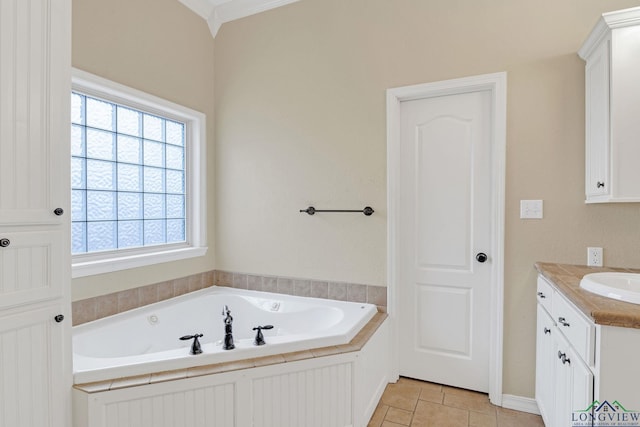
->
xmin=71 ymin=68 xmax=207 ymax=278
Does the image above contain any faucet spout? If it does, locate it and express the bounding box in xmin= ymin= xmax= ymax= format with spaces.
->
xmin=222 ymin=305 xmax=235 ymax=350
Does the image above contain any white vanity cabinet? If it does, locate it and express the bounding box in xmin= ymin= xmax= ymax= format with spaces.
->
xmin=536 ymin=273 xmax=640 ymax=427
xmin=0 ymin=0 xmax=72 ymax=426
xmin=535 ymin=276 xmax=594 ymax=427
xmin=579 ymin=7 xmax=640 ymax=203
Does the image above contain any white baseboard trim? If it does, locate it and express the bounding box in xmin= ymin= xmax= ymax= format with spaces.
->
xmin=501 ymin=394 xmax=540 ymax=415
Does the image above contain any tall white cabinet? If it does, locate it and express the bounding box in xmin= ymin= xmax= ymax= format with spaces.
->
xmin=0 ymin=0 xmax=72 ymax=426
xmin=579 ymin=7 xmax=640 ymax=203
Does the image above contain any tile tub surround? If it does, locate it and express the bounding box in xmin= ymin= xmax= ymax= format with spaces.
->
xmin=72 ymin=270 xmax=216 ymax=326
xmin=216 ymin=270 xmax=388 ymax=308
xmin=72 ymin=270 xmax=387 ymax=325
xmin=535 ymin=262 xmax=640 ymax=329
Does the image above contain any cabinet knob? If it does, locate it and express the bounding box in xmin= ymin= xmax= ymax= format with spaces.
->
xmin=537 ymin=292 xmax=546 ymax=299
xmin=53 ymin=208 xmax=64 ymax=216
xmin=54 ymin=314 xmax=64 ymax=323
xmin=0 ymin=238 xmax=10 ymax=248
xmin=558 ymin=317 xmax=570 ymax=327
xmin=543 ymin=327 xmax=551 ymax=335
xmin=597 ymin=181 xmax=605 ymax=188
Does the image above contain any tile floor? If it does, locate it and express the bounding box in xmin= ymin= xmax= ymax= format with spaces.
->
xmin=368 ymin=377 xmax=545 ymax=427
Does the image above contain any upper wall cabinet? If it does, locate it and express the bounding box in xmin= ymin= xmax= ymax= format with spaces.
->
xmin=579 ymin=7 xmax=640 ymax=203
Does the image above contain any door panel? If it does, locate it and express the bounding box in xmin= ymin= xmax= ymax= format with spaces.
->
xmin=416 ymin=284 xmax=471 ymax=357
xmin=416 ymin=116 xmax=472 ymax=270
xmin=399 ymin=89 xmax=492 ymax=392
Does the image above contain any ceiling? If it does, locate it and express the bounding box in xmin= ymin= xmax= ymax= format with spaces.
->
xmin=178 ymin=0 xmax=300 ymax=37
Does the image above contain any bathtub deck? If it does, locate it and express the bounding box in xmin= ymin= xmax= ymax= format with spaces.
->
xmin=74 ymin=311 xmax=387 ymax=393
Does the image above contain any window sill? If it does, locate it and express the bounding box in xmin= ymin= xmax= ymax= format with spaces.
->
xmin=72 ymin=245 xmax=208 ymax=278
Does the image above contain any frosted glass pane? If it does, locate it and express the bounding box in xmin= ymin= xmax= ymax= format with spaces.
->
xmin=71 ymin=93 xmax=84 ymax=125
xmin=118 ymin=221 xmax=143 ymax=248
xmin=72 ymin=190 xmax=86 ymax=221
xmin=166 ymin=145 xmax=184 ymax=170
xmin=117 ymin=135 xmax=142 ymax=164
xmin=144 ymin=220 xmax=166 ymax=245
xmin=87 ymin=191 xmax=116 ymax=221
xmin=87 ymin=160 xmax=115 ymax=190
xmin=71 ymin=125 xmax=85 ymax=156
xmin=143 ymin=140 xmax=164 ymax=167
xmin=117 ymin=164 xmax=142 ymax=192
xmin=86 ymin=97 xmax=114 ymax=131
xmin=87 ymin=221 xmax=117 ymax=252
xmin=166 ymin=121 xmax=184 ymax=146
xmin=144 ymin=193 xmax=165 ymax=219
xmin=166 ymin=195 xmax=184 ymax=218
xmin=143 ymin=114 xmax=163 ymax=141
xmin=118 ymin=193 xmax=142 ymax=220
xmin=166 ymin=170 xmax=184 ymax=194
xmin=86 ymin=128 xmax=115 ymax=161
xmin=72 ymin=222 xmax=86 ymax=254
xmin=71 ymin=157 xmax=85 ymax=189
xmin=117 ymin=106 xmax=141 ymax=136
xmin=167 ymin=219 xmax=185 ymax=243
xmin=144 ymin=167 xmax=165 ymax=193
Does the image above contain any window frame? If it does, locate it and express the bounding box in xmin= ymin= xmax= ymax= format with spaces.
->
xmin=71 ymin=68 xmax=207 ymax=278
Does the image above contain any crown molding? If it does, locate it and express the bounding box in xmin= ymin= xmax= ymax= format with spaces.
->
xmin=179 ymin=0 xmax=301 ymax=38
xmin=579 ymin=6 xmax=640 ymax=60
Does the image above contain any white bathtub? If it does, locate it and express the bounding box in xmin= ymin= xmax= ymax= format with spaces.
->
xmin=73 ymin=286 xmax=377 ymax=384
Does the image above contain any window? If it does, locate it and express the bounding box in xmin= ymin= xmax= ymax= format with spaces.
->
xmin=71 ymin=69 xmax=207 ymax=278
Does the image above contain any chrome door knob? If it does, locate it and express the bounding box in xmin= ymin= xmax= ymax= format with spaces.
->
xmin=476 ymin=253 xmax=488 ymax=263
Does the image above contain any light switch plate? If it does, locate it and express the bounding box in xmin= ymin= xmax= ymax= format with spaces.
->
xmin=520 ymin=200 xmax=543 ymax=219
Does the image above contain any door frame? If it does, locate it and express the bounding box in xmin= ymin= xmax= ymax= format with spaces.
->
xmin=386 ymin=72 xmax=507 ymax=405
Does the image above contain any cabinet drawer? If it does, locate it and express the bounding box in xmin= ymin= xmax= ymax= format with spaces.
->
xmin=553 ymin=293 xmax=595 ymax=366
xmin=536 ymin=276 xmax=554 ymax=314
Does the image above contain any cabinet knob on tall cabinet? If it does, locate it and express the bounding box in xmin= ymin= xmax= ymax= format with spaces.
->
xmin=54 ymin=315 xmax=64 ymax=323
xmin=53 ymin=208 xmax=64 ymax=216
xmin=0 ymin=238 xmax=9 ymax=248
xmin=597 ymin=181 xmax=605 ymax=188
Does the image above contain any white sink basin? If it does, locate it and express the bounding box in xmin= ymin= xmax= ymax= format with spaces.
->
xmin=580 ymin=272 xmax=640 ymax=305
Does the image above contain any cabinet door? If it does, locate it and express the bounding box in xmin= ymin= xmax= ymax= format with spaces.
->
xmin=0 ymin=304 xmax=70 ymax=427
xmin=0 ymin=0 xmax=71 ymax=226
xmin=554 ymin=333 xmax=594 ymax=427
xmin=585 ymin=37 xmax=610 ymax=200
xmin=535 ymin=305 xmax=555 ymax=425
xmin=0 ymin=230 xmax=66 ymax=309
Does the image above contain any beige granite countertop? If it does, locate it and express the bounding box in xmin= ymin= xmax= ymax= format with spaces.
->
xmin=535 ymin=262 xmax=640 ymax=329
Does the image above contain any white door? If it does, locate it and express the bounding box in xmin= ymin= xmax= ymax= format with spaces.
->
xmin=398 ymin=89 xmax=492 ymax=392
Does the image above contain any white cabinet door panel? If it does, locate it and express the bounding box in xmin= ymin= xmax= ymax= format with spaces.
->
xmin=0 ymin=305 xmax=68 ymax=427
xmin=0 ymin=230 xmax=65 ymax=309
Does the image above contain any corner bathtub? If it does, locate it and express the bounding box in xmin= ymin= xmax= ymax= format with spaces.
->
xmin=73 ymin=286 xmax=378 ymax=384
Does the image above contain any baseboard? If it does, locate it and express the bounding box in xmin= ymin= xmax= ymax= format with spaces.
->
xmin=501 ymin=394 xmax=540 ymax=415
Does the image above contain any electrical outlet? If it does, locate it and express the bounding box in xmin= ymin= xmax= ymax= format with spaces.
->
xmin=587 ymin=247 xmax=603 ymax=267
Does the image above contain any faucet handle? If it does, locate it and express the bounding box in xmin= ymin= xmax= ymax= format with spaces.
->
xmin=252 ymin=325 xmax=274 ymax=346
xmin=180 ymin=333 xmax=204 ymax=355
xmin=222 ymin=305 xmax=229 ymax=315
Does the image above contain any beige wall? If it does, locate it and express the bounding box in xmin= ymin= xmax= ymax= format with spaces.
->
xmin=214 ymin=0 xmax=640 ymax=398
xmin=71 ymin=0 xmax=216 ymax=301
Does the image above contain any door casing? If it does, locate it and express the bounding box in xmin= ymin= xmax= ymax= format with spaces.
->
xmin=386 ymin=72 xmax=506 ymax=405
